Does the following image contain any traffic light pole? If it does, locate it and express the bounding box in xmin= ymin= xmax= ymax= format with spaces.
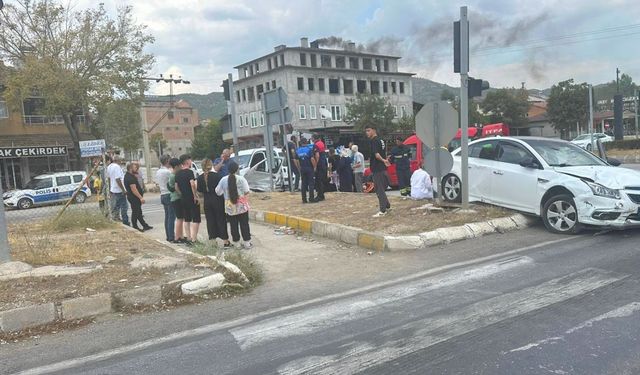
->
xmin=0 ymin=181 xmax=11 ymax=263
xmin=459 ymin=6 xmax=470 ymax=210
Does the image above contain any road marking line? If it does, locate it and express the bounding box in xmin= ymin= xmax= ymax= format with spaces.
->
xmin=277 ymin=268 xmax=627 ymax=375
xmin=507 ymin=301 xmax=640 ymax=353
xmin=11 ymin=237 xmax=575 ymax=375
xmin=231 ymin=256 xmax=534 ymax=350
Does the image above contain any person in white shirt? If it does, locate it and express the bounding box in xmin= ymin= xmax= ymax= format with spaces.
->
xmin=410 ymin=167 xmax=434 ymax=200
xmin=106 ymin=154 xmax=129 ymax=225
xmin=155 ymin=155 xmax=175 ymax=242
xmin=351 ymin=144 xmax=365 ymax=193
xmin=215 ymin=161 xmax=252 ymax=249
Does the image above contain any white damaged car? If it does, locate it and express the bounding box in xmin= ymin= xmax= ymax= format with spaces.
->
xmin=442 ymin=137 xmax=640 ymax=234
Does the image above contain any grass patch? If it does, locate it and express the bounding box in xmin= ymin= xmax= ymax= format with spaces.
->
xmin=189 ymin=240 xmax=219 ymax=256
xmin=223 ymin=251 xmax=264 ymax=288
xmin=46 ymin=209 xmax=114 ymax=232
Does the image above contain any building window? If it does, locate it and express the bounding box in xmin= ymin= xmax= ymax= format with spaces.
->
xmin=371 ymin=80 xmax=380 ymax=95
xmin=383 ymin=81 xmax=389 ymax=94
xmin=247 ymin=87 xmax=255 ymax=102
xmin=249 ymin=65 xmax=254 ymax=76
xmin=335 ymin=56 xmax=346 ymax=69
xmin=174 ymin=126 xmax=179 ymax=130
xmin=260 ymin=112 xmax=265 ymax=126
xmin=310 ymin=54 xmax=317 ymax=68
xmin=183 ymin=117 xmax=189 ymax=123
xmin=250 ymin=112 xmax=258 ymax=128
xmin=279 ymin=54 xmax=285 ymax=66
xmin=391 ymin=82 xmax=397 ymax=94
xmin=242 ymin=89 xmax=247 ymax=101
xmin=363 ymin=58 xmax=372 ymax=70
xmin=257 ymin=84 xmax=264 ymax=99
xmin=320 ymin=105 xmax=328 ymax=119
xmin=308 ymin=78 xmax=315 ymax=91
xmin=255 ymin=63 xmax=260 ymax=73
xmin=384 ymin=60 xmax=389 ymax=72
xmin=321 ymin=55 xmax=331 ymax=68
xmin=357 ymin=80 xmax=367 ymax=94
xmin=184 ymin=132 xmax=188 ymax=136
xmin=300 ymin=53 xmax=307 ymax=66
xmin=401 ymin=105 xmax=407 ymax=118
xmin=399 ymin=82 xmax=405 ymax=94
xmin=298 ymin=105 xmax=306 ymax=120
xmin=244 ymin=114 xmax=249 ymax=127
xmin=266 ymin=82 xmax=271 ymax=91
xmin=268 ymin=59 xmax=272 ymax=70
xmin=297 ymin=77 xmax=304 ymax=91
xmin=236 ymin=90 xmax=241 ymax=103
xmin=274 ymin=56 xmax=278 ymax=68
xmin=318 ymin=78 xmax=325 ymax=92
xmin=238 ymin=115 xmax=244 ymax=127
xmin=330 ymin=105 xmax=342 ymax=121
xmin=394 ymin=105 xmax=398 ymax=118
xmin=0 ymin=101 xmax=9 ymax=118
xmin=343 ymin=79 xmax=354 ymax=95
xmin=375 ymin=59 xmax=381 ymax=72
xmin=168 ymin=111 xmax=174 ymax=120
xmin=309 ymin=105 xmax=317 ymax=119
xmin=349 ymin=57 xmax=359 ymax=70
xmin=244 ymin=67 xmax=248 ymax=77
xmin=328 ymin=79 xmax=339 ymax=94
xmin=272 ymin=80 xmax=276 ymax=88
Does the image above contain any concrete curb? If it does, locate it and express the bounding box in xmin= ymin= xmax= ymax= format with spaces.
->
xmin=250 ymin=209 xmax=537 ymax=252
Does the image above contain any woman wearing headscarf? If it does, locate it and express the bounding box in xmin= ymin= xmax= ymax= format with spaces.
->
xmin=215 ymin=161 xmax=252 ymax=249
xmin=197 ymin=159 xmax=231 ymax=248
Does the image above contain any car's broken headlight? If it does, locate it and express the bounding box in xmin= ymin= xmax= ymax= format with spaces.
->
xmin=583 ymin=181 xmax=620 ymax=199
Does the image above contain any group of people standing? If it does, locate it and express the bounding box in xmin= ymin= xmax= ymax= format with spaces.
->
xmin=155 ymin=151 xmax=253 ymax=249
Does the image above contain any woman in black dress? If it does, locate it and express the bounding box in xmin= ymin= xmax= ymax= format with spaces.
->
xmin=197 ymin=159 xmax=231 ymax=247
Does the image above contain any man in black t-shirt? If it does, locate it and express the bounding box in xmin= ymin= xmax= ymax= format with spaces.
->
xmin=175 ymin=154 xmax=201 ymax=244
xmin=366 ymin=124 xmax=391 ymax=217
xmin=124 ymin=162 xmax=152 ymax=231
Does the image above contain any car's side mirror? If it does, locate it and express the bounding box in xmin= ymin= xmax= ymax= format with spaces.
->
xmin=519 ymin=157 xmax=541 ymax=169
xmin=607 ymin=157 xmax=621 ymax=167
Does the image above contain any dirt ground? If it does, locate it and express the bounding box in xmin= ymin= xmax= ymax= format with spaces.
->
xmin=1 ymin=224 xmax=206 ymax=312
xmin=249 ymin=191 xmax=512 ymax=235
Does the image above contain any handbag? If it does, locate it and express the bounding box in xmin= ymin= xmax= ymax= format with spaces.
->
xmin=225 ymin=195 xmax=250 ymax=216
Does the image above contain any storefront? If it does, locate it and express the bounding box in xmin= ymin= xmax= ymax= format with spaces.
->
xmin=0 ymin=146 xmax=70 ymax=190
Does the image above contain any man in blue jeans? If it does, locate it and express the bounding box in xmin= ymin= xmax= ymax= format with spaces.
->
xmin=155 ymin=155 xmax=175 ymax=242
xmin=106 ymin=155 xmax=129 ymax=225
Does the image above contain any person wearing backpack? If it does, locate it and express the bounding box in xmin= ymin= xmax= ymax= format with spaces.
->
xmin=295 ymin=137 xmax=318 ymax=203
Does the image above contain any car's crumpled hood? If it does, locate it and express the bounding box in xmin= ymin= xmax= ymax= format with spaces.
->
xmin=554 ymin=166 xmax=640 ymax=189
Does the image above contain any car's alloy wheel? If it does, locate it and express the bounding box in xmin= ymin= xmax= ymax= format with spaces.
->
xmin=74 ymin=192 xmax=87 ymax=203
xmin=18 ymin=198 xmax=33 ymax=209
xmin=542 ymin=194 xmax=581 ymax=234
xmin=442 ymin=174 xmax=461 ymax=203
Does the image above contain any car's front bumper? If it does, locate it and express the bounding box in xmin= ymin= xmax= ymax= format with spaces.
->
xmin=575 ymin=192 xmax=640 ymax=228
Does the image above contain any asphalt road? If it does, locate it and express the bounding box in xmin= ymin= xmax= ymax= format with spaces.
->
xmin=2 ymin=222 xmax=640 ymax=374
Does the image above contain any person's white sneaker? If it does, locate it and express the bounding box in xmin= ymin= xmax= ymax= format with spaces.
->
xmin=244 ymin=241 xmax=253 ymax=249
xmin=372 ymin=211 xmax=387 ymax=218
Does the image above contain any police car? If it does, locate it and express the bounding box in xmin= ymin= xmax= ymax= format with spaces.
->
xmin=3 ymin=171 xmax=91 ymax=209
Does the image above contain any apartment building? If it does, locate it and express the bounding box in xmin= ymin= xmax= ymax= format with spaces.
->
xmin=226 ymin=38 xmax=415 ymax=148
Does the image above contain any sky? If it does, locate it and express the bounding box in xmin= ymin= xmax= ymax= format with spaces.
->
xmin=79 ymin=0 xmax=640 ymax=95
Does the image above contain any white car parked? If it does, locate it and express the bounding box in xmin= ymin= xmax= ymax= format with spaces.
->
xmin=570 ymin=133 xmax=613 ymax=151
xmin=3 ymin=171 xmax=91 ymax=209
xmin=232 ymin=148 xmax=290 ymax=191
xmin=442 ymin=137 xmax=640 ymax=234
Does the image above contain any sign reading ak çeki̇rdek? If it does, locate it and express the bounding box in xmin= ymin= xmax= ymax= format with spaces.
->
xmin=0 ymin=146 xmax=68 ymax=159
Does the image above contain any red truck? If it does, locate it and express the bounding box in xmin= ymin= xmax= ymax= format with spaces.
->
xmin=363 ymin=123 xmax=509 ymax=190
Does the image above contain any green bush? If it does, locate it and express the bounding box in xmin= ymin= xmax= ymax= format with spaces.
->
xmin=606 ymin=139 xmax=640 ymax=150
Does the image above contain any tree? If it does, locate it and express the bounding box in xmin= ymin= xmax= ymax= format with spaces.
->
xmin=594 ymin=73 xmax=638 ymax=102
xmin=547 ymin=79 xmax=589 ymax=133
xmin=395 ymin=114 xmax=416 ymax=136
xmin=190 ymin=119 xmax=227 ymax=160
xmin=97 ymin=99 xmax=142 ymax=157
xmin=440 ymin=89 xmax=456 ymax=102
xmin=149 ymin=133 xmax=167 ymax=157
xmin=480 ymin=88 xmax=529 ymax=128
xmin=344 ymin=93 xmax=396 ymax=134
xmin=0 ymin=1 xmax=154 ymax=167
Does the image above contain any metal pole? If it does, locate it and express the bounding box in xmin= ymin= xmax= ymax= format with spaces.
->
xmin=433 ymin=102 xmax=442 ymax=205
xmin=0 ymin=179 xmax=11 ymax=263
xmin=140 ymin=87 xmax=153 ymax=185
xmin=262 ymin=94 xmax=275 ymax=191
xmin=281 ymin=125 xmax=293 ymax=192
xmin=588 ymin=85 xmax=595 ymax=152
xmin=635 ymin=89 xmax=639 ymax=140
xmin=228 ymin=73 xmax=239 ymax=151
xmin=459 ymin=6 xmax=470 ymax=210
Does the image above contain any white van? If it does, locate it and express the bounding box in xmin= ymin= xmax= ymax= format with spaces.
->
xmin=2 ymin=171 xmax=91 ymax=209
xmin=232 ymin=148 xmax=290 ymax=191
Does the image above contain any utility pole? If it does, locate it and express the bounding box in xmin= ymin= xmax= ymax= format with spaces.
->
xmin=588 ymin=85 xmax=595 ymax=151
xmin=140 ymin=74 xmax=190 ymax=184
xmin=228 ymin=73 xmax=239 ymax=151
xmin=635 ymin=88 xmax=639 ymax=140
xmin=0 ymin=180 xmax=11 ymax=263
xmin=458 ymin=6 xmax=470 ymax=210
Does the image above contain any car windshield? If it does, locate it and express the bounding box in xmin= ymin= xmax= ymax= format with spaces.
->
xmin=523 ymin=139 xmax=607 ymax=167
xmin=232 ymin=155 xmax=251 ymax=169
xmin=24 ymin=177 xmax=53 ymax=190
